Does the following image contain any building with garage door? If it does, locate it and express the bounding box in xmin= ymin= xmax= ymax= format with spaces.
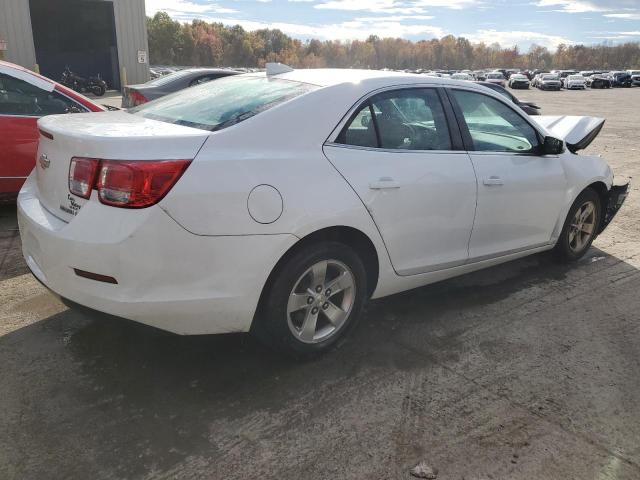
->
xmin=0 ymin=0 xmax=149 ymax=90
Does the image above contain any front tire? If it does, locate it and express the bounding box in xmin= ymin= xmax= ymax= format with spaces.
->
xmin=92 ymin=85 xmax=106 ymax=96
xmin=553 ymin=188 xmax=601 ymax=262
xmin=252 ymin=241 xmax=368 ymax=356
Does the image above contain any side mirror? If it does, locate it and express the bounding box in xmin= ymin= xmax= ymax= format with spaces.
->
xmin=360 ymin=114 xmax=371 ymax=128
xmin=543 ymin=136 xmax=564 ymax=155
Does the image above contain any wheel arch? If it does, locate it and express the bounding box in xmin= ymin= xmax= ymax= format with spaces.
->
xmin=252 ymin=225 xmax=380 ymax=329
xmin=585 ymin=180 xmax=610 ymax=232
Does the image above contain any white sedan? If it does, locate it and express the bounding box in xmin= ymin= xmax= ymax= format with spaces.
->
xmin=564 ymin=74 xmax=587 ymax=90
xmin=18 ymin=65 xmax=629 ymax=355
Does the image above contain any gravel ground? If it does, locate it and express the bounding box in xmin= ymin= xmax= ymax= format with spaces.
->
xmin=1 ymin=86 xmax=639 ymax=480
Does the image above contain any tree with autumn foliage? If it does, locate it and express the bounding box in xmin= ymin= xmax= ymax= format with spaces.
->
xmin=146 ymin=12 xmax=640 ymax=70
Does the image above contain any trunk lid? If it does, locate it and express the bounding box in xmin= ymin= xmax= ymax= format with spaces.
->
xmin=532 ymin=115 xmax=605 ymax=153
xmin=121 ymin=85 xmax=148 ymax=108
xmin=35 ymin=111 xmax=209 ymax=222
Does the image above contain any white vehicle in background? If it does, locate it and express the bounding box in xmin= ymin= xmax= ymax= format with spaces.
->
xmin=451 ymin=73 xmax=474 ymax=81
xmin=628 ymin=70 xmax=640 ymax=86
xmin=563 ymin=74 xmax=587 ymax=90
xmin=18 ymin=65 xmax=629 ymax=356
xmin=537 ymin=73 xmax=562 ymax=90
xmin=508 ymin=73 xmax=530 ymax=89
xmin=485 ymin=72 xmax=506 ymax=87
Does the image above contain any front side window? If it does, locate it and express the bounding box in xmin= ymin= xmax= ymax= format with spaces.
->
xmin=451 ymin=89 xmax=540 ymax=153
xmin=131 ymin=75 xmax=316 ymax=131
xmin=0 ymin=73 xmax=84 ymax=116
xmin=336 ymin=89 xmax=451 ymax=151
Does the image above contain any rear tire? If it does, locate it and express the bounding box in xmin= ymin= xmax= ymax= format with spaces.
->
xmin=553 ymin=188 xmax=601 ymax=262
xmin=252 ymin=241 xmax=368 ymax=357
xmin=92 ymin=85 xmax=106 ymax=96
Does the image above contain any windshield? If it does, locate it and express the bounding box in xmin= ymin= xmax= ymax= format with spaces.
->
xmin=487 ymin=73 xmax=503 ymax=79
xmin=542 ymin=75 xmax=559 ymax=80
xmin=131 ymin=75 xmax=317 ymax=132
xmin=568 ymin=75 xmax=583 ymax=80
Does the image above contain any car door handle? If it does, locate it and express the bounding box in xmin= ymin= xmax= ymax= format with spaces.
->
xmin=369 ymin=177 xmax=401 ymax=190
xmin=483 ymin=176 xmax=504 ymax=186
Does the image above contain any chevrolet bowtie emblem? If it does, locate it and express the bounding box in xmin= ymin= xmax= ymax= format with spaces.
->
xmin=39 ymin=154 xmax=50 ymax=169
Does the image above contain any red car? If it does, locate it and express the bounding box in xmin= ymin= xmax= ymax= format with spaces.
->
xmin=0 ymin=61 xmax=105 ymax=203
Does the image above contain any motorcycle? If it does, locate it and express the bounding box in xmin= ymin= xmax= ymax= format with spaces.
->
xmin=60 ymin=67 xmax=108 ymax=96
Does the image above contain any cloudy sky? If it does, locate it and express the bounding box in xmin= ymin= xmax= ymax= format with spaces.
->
xmin=145 ymin=0 xmax=640 ymax=50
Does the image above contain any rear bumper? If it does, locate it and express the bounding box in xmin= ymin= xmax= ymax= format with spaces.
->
xmin=18 ymin=174 xmax=298 ymax=334
xmin=599 ymin=182 xmax=630 ymax=234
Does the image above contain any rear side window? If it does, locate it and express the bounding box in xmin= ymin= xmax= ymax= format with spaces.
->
xmin=336 ymin=89 xmax=451 ymax=151
xmin=131 ymin=76 xmax=316 ymax=131
xmin=0 ymin=73 xmax=85 ymax=116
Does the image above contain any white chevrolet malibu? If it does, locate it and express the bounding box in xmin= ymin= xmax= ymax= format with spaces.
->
xmin=18 ymin=65 xmax=629 ymax=355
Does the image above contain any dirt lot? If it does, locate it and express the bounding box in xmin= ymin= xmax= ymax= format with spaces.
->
xmin=1 ymin=87 xmax=639 ymax=479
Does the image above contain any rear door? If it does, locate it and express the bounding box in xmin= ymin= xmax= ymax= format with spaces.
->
xmin=324 ymin=87 xmax=477 ymax=276
xmin=447 ymin=88 xmax=566 ymax=260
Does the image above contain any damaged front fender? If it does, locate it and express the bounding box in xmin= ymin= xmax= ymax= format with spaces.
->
xmin=599 ymin=181 xmax=630 ymax=234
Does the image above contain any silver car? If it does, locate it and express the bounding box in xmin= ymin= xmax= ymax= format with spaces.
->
xmin=121 ymin=68 xmax=241 ymax=108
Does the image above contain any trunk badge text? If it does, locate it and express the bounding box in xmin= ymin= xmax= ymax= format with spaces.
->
xmin=39 ymin=154 xmax=50 ymax=169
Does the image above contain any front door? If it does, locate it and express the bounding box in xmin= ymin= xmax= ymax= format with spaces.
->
xmin=324 ymin=87 xmax=477 ymax=276
xmin=448 ymin=88 xmax=567 ymax=260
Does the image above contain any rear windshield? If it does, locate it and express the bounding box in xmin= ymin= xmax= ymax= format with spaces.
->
xmin=130 ymin=75 xmax=317 ymax=131
xmin=145 ymin=70 xmax=193 ymax=86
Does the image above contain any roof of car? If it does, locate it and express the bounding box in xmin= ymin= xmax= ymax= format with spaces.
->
xmin=244 ymin=68 xmax=460 ymax=88
xmin=183 ymin=68 xmax=241 ymax=75
xmin=0 ymin=59 xmax=55 ymax=91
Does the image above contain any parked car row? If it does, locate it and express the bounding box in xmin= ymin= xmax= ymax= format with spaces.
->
xmin=394 ymin=67 xmax=640 ymax=92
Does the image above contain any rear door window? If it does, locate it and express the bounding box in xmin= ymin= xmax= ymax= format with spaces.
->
xmin=336 ymin=88 xmax=452 ymax=151
xmin=0 ymin=73 xmax=85 ymax=116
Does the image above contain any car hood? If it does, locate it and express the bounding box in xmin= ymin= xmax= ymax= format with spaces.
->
xmin=532 ymin=115 xmax=605 ymax=153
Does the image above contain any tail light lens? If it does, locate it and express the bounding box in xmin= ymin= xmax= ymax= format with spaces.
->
xmin=97 ymin=160 xmax=191 ymax=208
xmin=129 ymin=90 xmax=148 ymax=106
xmin=69 ymin=157 xmax=99 ymax=199
xmin=69 ymin=158 xmax=191 ymax=208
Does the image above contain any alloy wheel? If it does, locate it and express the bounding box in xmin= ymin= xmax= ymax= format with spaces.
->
xmin=286 ymin=259 xmax=356 ymax=344
xmin=568 ymin=200 xmax=597 ymax=253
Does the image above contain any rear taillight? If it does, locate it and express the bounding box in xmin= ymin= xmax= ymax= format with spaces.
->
xmin=69 ymin=157 xmax=99 ymax=199
xmin=69 ymin=158 xmax=190 ymax=208
xmin=129 ymin=90 xmax=148 ymax=106
xmin=97 ymin=160 xmax=190 ymax=208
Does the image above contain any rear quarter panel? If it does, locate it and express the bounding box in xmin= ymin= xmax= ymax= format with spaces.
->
xmin=159 ymin=84 xmax=396 ymax=295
